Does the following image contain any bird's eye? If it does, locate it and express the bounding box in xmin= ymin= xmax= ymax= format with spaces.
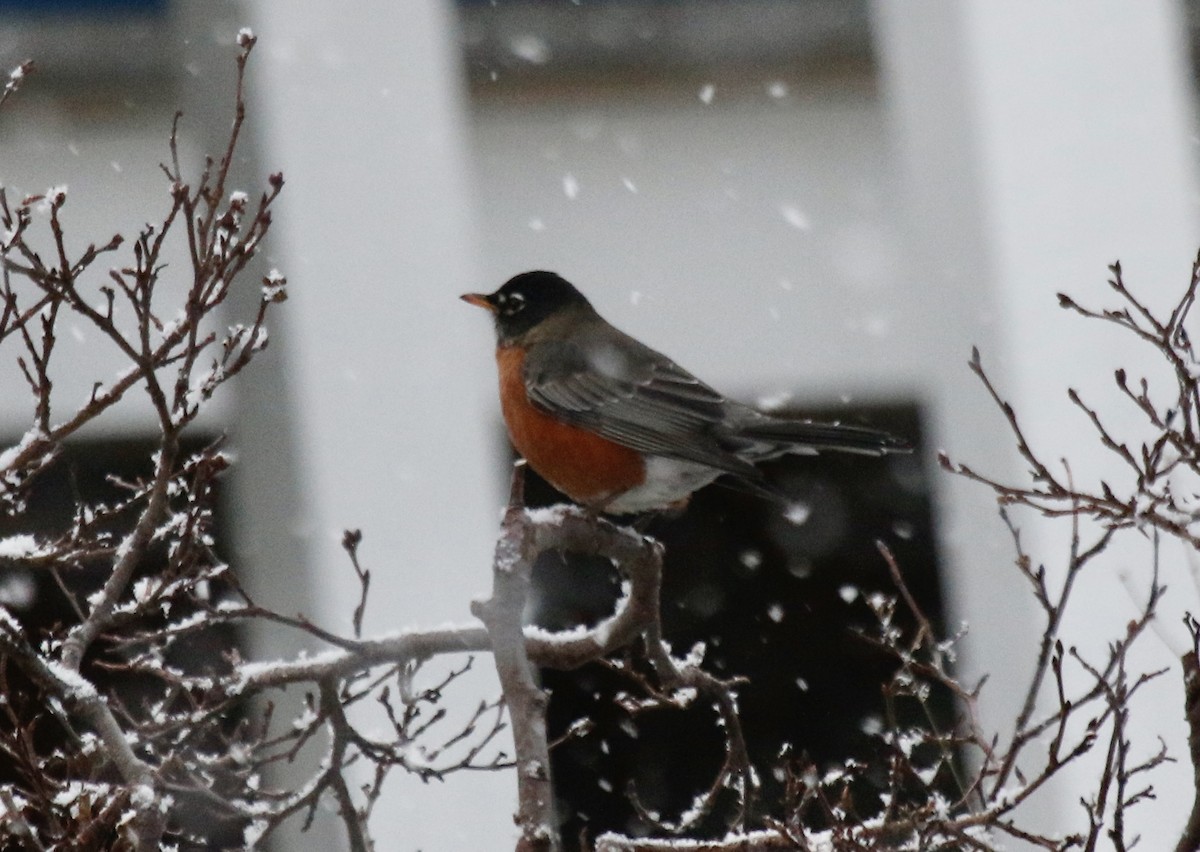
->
xmin=504 ymin=291 xmax=526 ymax=315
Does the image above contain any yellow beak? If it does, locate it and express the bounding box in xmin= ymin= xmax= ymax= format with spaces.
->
xmin=460 ymin=293 xmax=495 ymax=312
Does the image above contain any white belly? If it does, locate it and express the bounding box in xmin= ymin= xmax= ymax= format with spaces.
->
xmin=603 ymin=455 xmax=722 ymax=514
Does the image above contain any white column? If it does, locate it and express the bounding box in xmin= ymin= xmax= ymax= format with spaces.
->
xmin=875 ymin=1 xmax=1200 ymax=844
xmin=247 ymin=2 xmax=510 ymax=848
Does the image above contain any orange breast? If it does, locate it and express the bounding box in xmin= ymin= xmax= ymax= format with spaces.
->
xmin=496 ymin=345 xmax=645 ymax=507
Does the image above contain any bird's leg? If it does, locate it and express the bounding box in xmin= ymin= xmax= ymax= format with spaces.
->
xmin=506 ymin=459 xmax=528 ymax=510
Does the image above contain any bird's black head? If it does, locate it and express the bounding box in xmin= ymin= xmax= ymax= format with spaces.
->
xmin=461 ymin=271 xmax=593 ymax=342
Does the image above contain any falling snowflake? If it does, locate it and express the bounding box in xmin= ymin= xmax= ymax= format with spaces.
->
xmin=779 ymin=203 xmax=811 ymax=231
xmin=510 ymin=34 xmax=550 ymax=64
xmin=783 ymin=502 xmax=811 ymax=526
xmin=739 ymin=549 xmax=763 ymax=570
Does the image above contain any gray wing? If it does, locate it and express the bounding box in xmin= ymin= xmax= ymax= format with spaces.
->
xmin=522 ymin=332 xmax=762 ymax=479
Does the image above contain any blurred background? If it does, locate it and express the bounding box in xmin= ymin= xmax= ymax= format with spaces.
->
xmin=1 ymin=0 xmax=1198 ymax=848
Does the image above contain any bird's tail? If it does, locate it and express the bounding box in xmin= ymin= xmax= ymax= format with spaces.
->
xmin=733 ymin=416 xmax=912 ymax=458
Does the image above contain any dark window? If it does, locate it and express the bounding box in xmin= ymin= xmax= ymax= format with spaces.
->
xmin=0 ymin=436 xmax=244 ymax=849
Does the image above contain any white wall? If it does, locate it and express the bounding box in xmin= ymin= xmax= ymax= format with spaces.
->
xmin=471 ymin=86 xmax=917 ymax=402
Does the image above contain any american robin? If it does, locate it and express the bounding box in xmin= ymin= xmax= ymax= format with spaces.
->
xmin=462 ymin=271 xmax=910 ymax=515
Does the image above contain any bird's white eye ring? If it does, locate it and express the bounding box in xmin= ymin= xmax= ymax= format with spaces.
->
xmin=504 ymin=291 xmax=526 ymax=314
